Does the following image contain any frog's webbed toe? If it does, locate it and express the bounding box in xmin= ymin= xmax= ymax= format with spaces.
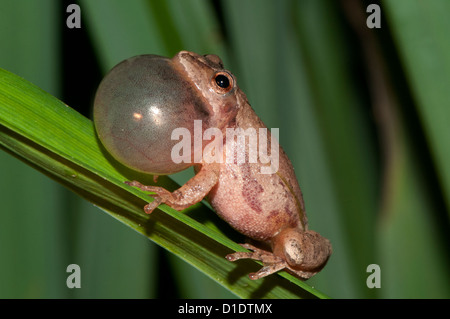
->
xmin=226 ymin=243 xmax=288 ymax=280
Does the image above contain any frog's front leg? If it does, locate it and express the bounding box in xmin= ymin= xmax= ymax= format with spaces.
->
xmin=226 ymin=243 xmax=288 ymax=280
xmin=124 ymin=181 xmax=170 ymax=214
xmin=126 ymin=163 xmax=220 ymax=214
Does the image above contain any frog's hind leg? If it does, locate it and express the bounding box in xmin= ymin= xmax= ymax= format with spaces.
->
xmin=226 ymin=243 xmax=288 ymax=280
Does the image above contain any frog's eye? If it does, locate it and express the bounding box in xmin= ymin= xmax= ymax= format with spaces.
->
xmin=212 ymin=72 xmax=234 ymax=94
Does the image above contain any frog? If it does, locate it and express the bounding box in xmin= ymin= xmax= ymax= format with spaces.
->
xmin=93 ymin=51 xmax=332 ymax=280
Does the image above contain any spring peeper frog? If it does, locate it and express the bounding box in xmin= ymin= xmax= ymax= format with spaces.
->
xmin=94 ymin=51 xmax=331 ymax=280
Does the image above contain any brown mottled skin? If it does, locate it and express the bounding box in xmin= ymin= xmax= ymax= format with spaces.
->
xmin=123 ymin=51 xmax=331 ymax=280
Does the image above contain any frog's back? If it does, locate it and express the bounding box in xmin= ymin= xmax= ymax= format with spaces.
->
xmin=207 ymin=102 xmax=308 ymax=242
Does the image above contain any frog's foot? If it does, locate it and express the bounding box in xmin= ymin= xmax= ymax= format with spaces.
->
xmin=125 ymin=180 xmax=176 ymax=214
xmin=226 ymin=243 xmax=288 ymax=280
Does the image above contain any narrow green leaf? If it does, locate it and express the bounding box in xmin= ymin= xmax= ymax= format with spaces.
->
xmin=80 ymin=0 xmax=166 ymax=70
xmin=384 ymin=0 xmax=450 ymax=215
xmin=377 ymin=0 xmax=450 ymax=297
xmin=0 ymin=0 xmax=65 ymax=298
